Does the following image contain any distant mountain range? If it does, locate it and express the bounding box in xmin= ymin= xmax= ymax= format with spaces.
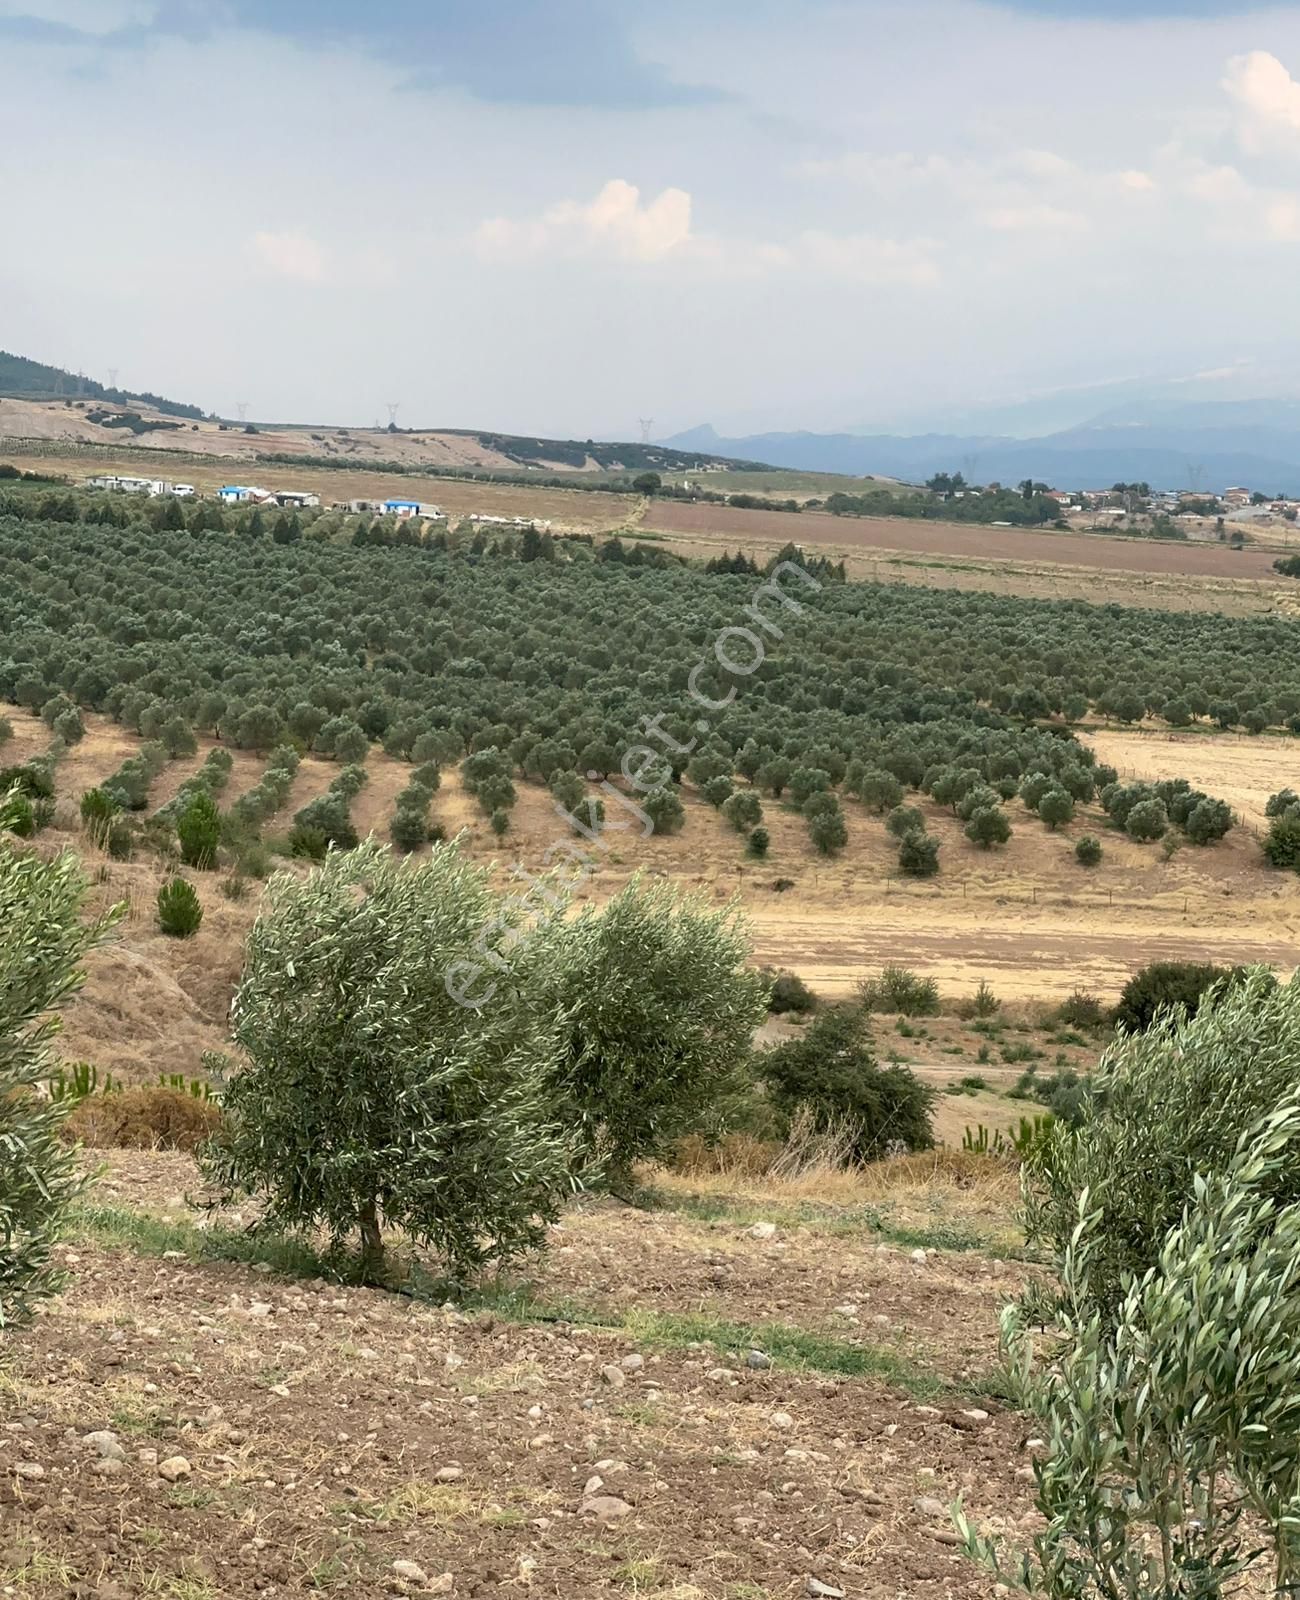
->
xmin=666 ymin=400 xmax=1300 ymax=495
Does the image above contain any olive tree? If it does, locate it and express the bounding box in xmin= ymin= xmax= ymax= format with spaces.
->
xmin=537 ymin=876 xmax=767 ymax=1191
xmin=205 ymin=841 xmax=579 ymax=1282
xmin=1 ymin=791 xmax=121 ymax=1326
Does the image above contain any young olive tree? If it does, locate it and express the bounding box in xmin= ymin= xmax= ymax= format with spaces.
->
xmin=1022 ymin=969 xmax=1299 ymax=1324
xmin=962 ymin=1094 xmax=1300 ymax=1600
xmin=205 ymin=841 xmax=579 ymax=1282
xmin=537 ymin=876 xmax=767 ymax=1191
xmin=1 ymin=791 xmax=121 ymax=1326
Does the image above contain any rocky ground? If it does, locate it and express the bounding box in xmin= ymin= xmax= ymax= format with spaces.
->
xmin=0 ymin=1154 xmax=1042 ymax=1599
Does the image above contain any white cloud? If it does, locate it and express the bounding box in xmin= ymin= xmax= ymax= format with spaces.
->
xmin=763 ymin=230 xmax=941 ymax=287
xmin=1265 ymin=198 xmax=1300 ymax=241
xmin=247 ymin=230 xmax=328 ymax=282
xmin=1224 ymin=51 xmax=1300 ymax=153
xmin=1117 ymin=169 xmax=1156 ymax=192
xmin=476 ymin=178 xmax=693 ymax=263
xmin=981 ymin=204 xmax=1088 ymax=233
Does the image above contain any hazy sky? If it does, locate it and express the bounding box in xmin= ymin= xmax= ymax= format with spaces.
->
xmin=4 ymin=0 xmax=1300 ymax=436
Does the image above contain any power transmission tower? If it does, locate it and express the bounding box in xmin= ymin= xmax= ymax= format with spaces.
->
xmin=236 ymin=402 xmax=249 ymax=423
xmin=386 ymin=402 xmax=401 ymax=430
xmin=1186 ymin=461 xmax=1205 ymax=493
xmin=639 ymin=417 xmax=655 ymax=444
xmin=107 ymin=367 xmax=119 ymax=392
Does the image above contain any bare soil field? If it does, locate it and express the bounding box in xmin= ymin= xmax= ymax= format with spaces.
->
xmin=644 ymin=502 xmax=1287 ymax=578
xmin=0 ymin=1147 xmax=1039 ymax=1600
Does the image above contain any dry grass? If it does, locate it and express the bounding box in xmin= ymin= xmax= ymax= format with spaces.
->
xmin=656 ymin=1132 xmax=1021 ymax=1226
xmin=64 ymin=1086 xmax=223 ymax=1152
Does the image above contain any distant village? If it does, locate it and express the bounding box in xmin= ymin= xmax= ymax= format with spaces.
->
xmin=82 ymin=474 xmax=547 ymax=529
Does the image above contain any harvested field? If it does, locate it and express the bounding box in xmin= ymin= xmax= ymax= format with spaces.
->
xmin=644 ymin=501 xmax=1287 ymax=578
xmin=1085 ymin=726 xmax=1298 ymax=829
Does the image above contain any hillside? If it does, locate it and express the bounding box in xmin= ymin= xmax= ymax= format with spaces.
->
xmin=0 ymin=350 xmax=203 ymax=419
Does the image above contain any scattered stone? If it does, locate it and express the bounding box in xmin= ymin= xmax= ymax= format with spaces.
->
xmin=581 ymin=1494 xmax=633 ymax=1522
xmin=748 ymin=1222 xmax=777 ymax=1240
xmin=909 ymin=1248 xmax=928 ymax=1264
xmin=599 ymin=1364 xmax=626 ymax=1388
xmin=619 ymin=1354 xmax=644 ymax=1372
xmin=427 ymin=1579 xmax=454 ymax=1596
xmin=914 ymin=1405 xmax=942 ymax=1418
xmin=82 ymin=1430 xmax=126 ymax=1461
xmin=771 ymin=1411 xmax=794 ymax=1431
xmin=807 ymin=1581 xmax=846 ymax=1598
xmin=961 ymin=1408 xmax=990 ymax=1423
xmin=932 ymin=1529 xmax=963 ymax=1546
xmin=914 ymin=1495 xmax=947 ymax=1518
xmin=91 ymin=1458 xmax=125 ymax=1477
xmin=391 ymin=1558 xmax=429 ymax=1585
xmin=583 ymin=1474 xmax=604 ymax=1497
xmin=746 ymin=1350 xmax=772 ymax=1371
xmin=434 ymin=1466 xmax=463 ymax=1483
xmin=157 ymin=1456 xmax=192 ymax=1482
xmin=11 ymin=1461 xmax=44 ymax=1480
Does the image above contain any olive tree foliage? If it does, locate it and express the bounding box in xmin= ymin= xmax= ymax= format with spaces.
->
xmin=960 ymin=1093 xmax=1300 ymax=1600
xmin=1 ymin=791 xmax=122 ymax=1326
xmin=536 ymin=876 xmax=767 ymax=1190
xmin=1021 ymin=969 xmax=1300 ymax=1324
xmin=204 ymin=841 xmax=580 ymax=1282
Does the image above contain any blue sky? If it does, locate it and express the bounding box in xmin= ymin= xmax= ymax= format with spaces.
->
xmin=3 ymin=0 xmax=1300 ymax=435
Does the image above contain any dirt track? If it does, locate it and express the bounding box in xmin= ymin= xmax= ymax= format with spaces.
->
xmin=644 ymin=502 xmax=1284 ymax=580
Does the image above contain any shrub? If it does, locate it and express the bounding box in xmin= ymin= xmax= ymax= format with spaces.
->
xmin=859 ymin=964 xmax=941 ymax=1016
xmin=1074 ymin=834 xmax=1102 ymax=866
xmin=157 ymin=876 xmax=203 ymax=938
xmin=537 ymin=876 xmax=767 ymax=1189
xmin=1056 ymin=987 xmax=1107 ymax=1031
xmin=1263 ymin=813 xmax=1300 ymax=870
xmin=1184 ymin=795 xmax=1233 ymax=845
xmin=964 ymin=805 xmax=1010 ymax=849
xmin=766 ymin=969 xmax=816 ymax=1014
xmin=885 ymin=803 xmax=926 ymax=839
xmin=700 ymin=774 xmax=734 ymax=808
xmin=204 ymin=841 xmax=579 ymax=1281
xmin=957 ymin=979 xmax=1000 ymax=1020
xmin=2 ymin=792 xmax=35 ymax=838
xmin=1022 ymin=968 xmax=1295 ymax=1321
xmin=290 ymin=823 xmax=329 ymax=861
xmin=808 ymin=805 xmax=847 ymax=855
xmin=489 ymin=807 xmax=509 ymax=837
xmin=722 ymin=790 xmax=762 ymax=833
xmin=65 ymin=1086 xmax=222 ymax=1153
xmin=1113 ymin=959 xmax=1256 ymax=1034
xmin=1125 ymin=797 xmax=1169 ymax=841
xmin=757 ymin=1005 xmax=934 ymax=1163
xmin=1 ymin=792 xmax=120 ymax=1325
xmin=177 ymin=790 xmax=221 ymax=869
xmin=898 ymin=830 xmax=940 ymax=877
xmin=855 ymin=768 xmax=904 ymax=813
xmin=642 ymin=786 xmax=685 ymax=836
xmin=390 ymin=806 xmax=429 ymax=853
xmin=1037 ymin=788 xmax=1075 ymax=830
xmin=746 ymin=826 xmax=770 ymax=858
